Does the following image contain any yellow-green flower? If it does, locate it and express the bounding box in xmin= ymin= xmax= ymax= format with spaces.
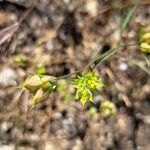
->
xmin=73 ymin=72 xmax=104 ymax=105
xmin=139 ymin=29 xmax=150 ymax=53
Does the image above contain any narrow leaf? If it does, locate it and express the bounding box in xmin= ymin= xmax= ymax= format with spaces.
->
xmin=93 ymin=46 xmax=122 ymax=67
xmin=121 ymin=1 xmax=138 ymax=31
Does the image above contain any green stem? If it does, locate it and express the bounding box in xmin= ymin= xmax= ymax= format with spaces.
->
xmin=57 ymin=43 xmax=137 ymax=80
xmin=57 ymin=63 xmax=89 ymax=80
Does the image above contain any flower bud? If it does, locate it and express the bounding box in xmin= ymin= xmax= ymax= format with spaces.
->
xmin=140 ymin=42 xmax=150 ymax=53
xmin=23 ymin=75 xmax=42 ymax=92
xmin=141 ymin=32 xmax=150 ymax=43
xmin=139 ymin=29 xmax=150 ymax=53
xmin=101 ymin=100 xmax=117 ymax=117
xmin=40 ymin=75 xmax=57 ymax=84
xmin=32 ymin=88 xmax=50 ymax=105
xmin=42 ymin=82 xmax=53 ymax=91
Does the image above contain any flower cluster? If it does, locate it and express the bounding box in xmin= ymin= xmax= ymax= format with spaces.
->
xmin=73 ymin=72 xmax=104 ymax=105
xmin=22 ymin=75 xmax=57 ymax=105
xmin=139 ymin=28 xmax=150 ymax=53
xmin=100 ymin=100 xmax=117 ymax=117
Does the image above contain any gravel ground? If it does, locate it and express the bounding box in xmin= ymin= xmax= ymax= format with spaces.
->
xmin=0 ymin=1 xmax=150 ymax=150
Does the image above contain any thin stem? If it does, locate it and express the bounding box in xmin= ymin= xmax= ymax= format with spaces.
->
xmin=92 ymin=43 xmax=137 ymax=69
xmin=57 ymin=43 xmax=137 ymax=80
xmin=142 ymin=53 xmax=150 ymax=67
xmin=57 ymin=63 xmax=89 ymax=80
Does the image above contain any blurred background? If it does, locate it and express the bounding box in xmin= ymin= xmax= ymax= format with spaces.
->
xmin=0 ymin=0 xmax=150 ymax=150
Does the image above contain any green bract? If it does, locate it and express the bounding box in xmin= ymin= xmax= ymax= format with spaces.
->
xmin=32 ymin=88 xmax=50 ymax=105
xmin=73 ymin=72 xmax=103 ymax=105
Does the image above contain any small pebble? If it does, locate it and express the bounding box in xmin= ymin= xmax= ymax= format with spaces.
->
xmin=0 ymin=145 xmax=15 ymax=150
xmin=119 ymin=62 xmax=128 ymax=71
xmin=86 ymin=0 xmax=98 ymax=17
xmin=0 ymin=68 xmax=17 ymax=86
